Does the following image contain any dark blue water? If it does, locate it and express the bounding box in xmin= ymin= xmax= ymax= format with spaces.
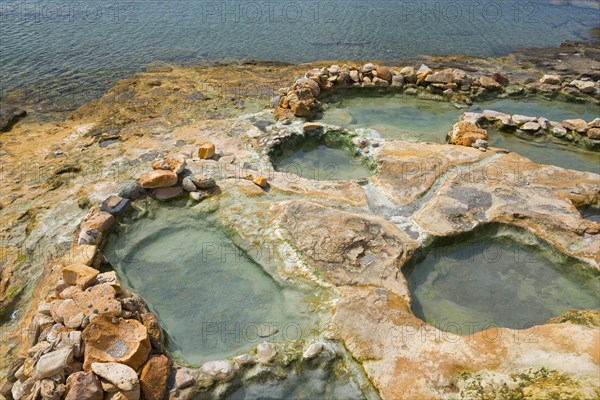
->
xmin=0 ymin=0 xmax=598 ymax=110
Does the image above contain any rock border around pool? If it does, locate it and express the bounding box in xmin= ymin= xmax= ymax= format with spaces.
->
xmin=448 ymin=111 xmax=600 ymax=150
xmin=273 ymin=63 xmax=600 ymax=122
xmin=2 ymin=151 xmax=346 ymax=400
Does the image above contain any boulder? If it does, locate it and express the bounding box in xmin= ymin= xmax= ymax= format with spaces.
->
xmin=362 ymin=63 xmax=375 ymax=72
xmin=538 ymin=117 xmax=550 ymax=130
xmin=256 ymin=342 xmax=277 ymax=364
xmin=181 ymin=177 xmax=197 ymax=192
xmin=399 ymin=67 xmax=417 ymax=83
xmin=425 ymin=69 xmax=454 ymax=84
xmin=175 ymin=368 xmax=195 ymax=389
xmin=482 ymin=110 xmax=511 ymax=122
xmin=512 ymin=114 xmax=537 ymax=125
xmin=448 ymin=121 xmax=488 ymax=147
xmin=294 ymin=78 xmax=320 ymax=97
xmin=233 ymin=354 xmax=254 ymax=366
xmin=33 ymin=347 xmax=74 ymax=380
xmin=588 ymin=118 xmax=600 ymax=129
xmin=101 ymin=196 xmax=131 ymax=215
xmin=520 ymin=121 xmax=541 ymax=132
xmin=452 ymin=69 xmax=469 ymax=85
xmin=587 ymin=128 xmax=600 ymax=140
xmin=252 ymin=176 xmax=269 ymax=189
xmin=191 ymin=175 xmax=217 ymax=189
xmin=562 ymin=118 xmax=589 ymax=133
xmin=492 ymin=73 xmax=509 ymax=86
xmin=302 ymin=122 xmax=322 ymax=132
xmin=139 ymin=170 xmax=178 ymax=189
xmin=151 ymin=186 xmax=184 ymax=200
xmin=65 ymin=371 xmax=103 ymax=400
xmin=78 ymin=228 xmax=101 ymax=245
xmin=479 ymin=76 xmax=501 ymax=90
xmin=375 ymin=66 xmax=392 ymax=81
xmin=198 ymin=143 xmax=216 ymax=159
xmin=118 ymin=181 xmax=146 ymax=200
xmin=416 ymin=64 xmax=432 ymax=83
xmin=92 ymin=363 xmax=139 ymax=392
xmin=200 ymin=360 xmax=236 ymax=382
xmin=84 ymin=211 xmax=115 ymax=234
xmin=391 ymin=75 xmax=404 ymax=87
xmin=140 ymin=355 xmax=171 ymax=400
xmin=570 ymin=79 xmax=597 ymax=94
xmin=151 ymin=155 xmax=186 ymax=174
xmin=62 ymin=263 xmax=99 ymax=289
xmin=349 ymin=70 xmax=360 ymax=83
xmin=540 ymin=74 xmax=561 ymax=84
xmin=62 ymin=244 xmax=97 ymax=266
xmin=462 ymin=112 xmax=485 ymax=125
xmin=82 ymin=316 xmax=151 ymax=371
xmin=303 ymin=342 xmax=324 ymax=359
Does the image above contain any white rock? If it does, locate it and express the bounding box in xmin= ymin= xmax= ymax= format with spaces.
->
xmin=539 ymin=74 xmax=561 ymax=84
xmin=92 ymin=362 xmax=139 ymax=392
xmin=234 ymin=354 xmax=255 ymax=366
xmin=256 ymin=342 xmax=277 ymax=364
xmin=512 ymin=114 xmax=537 ymax=125
xmin=520 ymin=122 xmax=541 ymax=132
xmin=303 ymin=342 xmax=324 ymax=359
xmin=570 ymin=79 xmax=597 ymax=94
xmin=175 ymin=368 xmax=195 ymax=389
xmin=200 ymin=360 xmax=236 ymax=382
xmin=462 ymin=112 xmax=485 ymax=125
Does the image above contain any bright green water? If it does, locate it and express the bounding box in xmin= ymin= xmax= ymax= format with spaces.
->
xmin=406 ymin=231 xmax=600 ymax=333
xmin=273 ymin=143 xmax=373 ymax=181
xmin=104 ymin=206 xmax=317 ymax=365
xmin=320 ymin=95 xmax=599 ymax=174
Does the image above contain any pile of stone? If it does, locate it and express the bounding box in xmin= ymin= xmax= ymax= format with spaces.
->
xmin=274 ymin=63 xmax=509 ymax=121
xmin=453 ymin=111 xmax=600 ymax=148
xmin=137 ymin=144 xmax=270 ymax=199
xmin=2 ymin=203 xmax=171 ymax=400
xmin=539 ymin=74 xmax=600 ymax=96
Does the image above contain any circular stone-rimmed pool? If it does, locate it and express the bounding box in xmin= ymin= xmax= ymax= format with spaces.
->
xmin=103 ymin=204 xmax=321 ymax=365
xmin=269 ymin=130 xmax=375 ymax=181
xmin=404 ymin=225 xmax=600 ymax=333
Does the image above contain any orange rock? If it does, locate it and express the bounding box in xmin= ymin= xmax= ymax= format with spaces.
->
xmin=61 ymin=244 xmax=98 ymax=266
xmin=139 ymin=170 xmax=178 ymax=189
xmin=62 ymin=263 xmax=99 ymax=289
xmin=84 ymin=211 xmax=115 ymax=234
xmin=141 ymin=313 xmax=163 ymax=344
xmin=82 ymin=316 xmax=151 ymax=371
xmin=252 ymin=176 xmax=269 ymax=189
xmin=449 ymin=121 xmax=488 ymax=147
xmin=376 ymin=66 xmax=392 ymax=81
xmin=198 ymin=143 xmax=216 ymax=159
xmin=151 ymin=155 xmax=186 ymax=174
xmin=302 ymin=122 xmax=322 ymax=132
xmin=140 ymin=355 xmax=171 ymax=400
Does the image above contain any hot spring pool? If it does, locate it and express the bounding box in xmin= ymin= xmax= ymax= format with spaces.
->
xmin=104 ymin=206 xmax=318 ymax=365
xmin=405 ymin=228 xmax=600 ymax=333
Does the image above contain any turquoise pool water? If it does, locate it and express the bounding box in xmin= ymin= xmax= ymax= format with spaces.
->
xmin=104 ymin=206 xmax=317 ymax=365
xmin=405 ymin=229 xmax=600 ymax=333
xmin=272 ymin=142 xmax=373 ymax=181
xmin=320 ymin=94 xmax=600 ymax=174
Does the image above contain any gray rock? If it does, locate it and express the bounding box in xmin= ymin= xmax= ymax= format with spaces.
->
xmin=101 ymin=195 xmax=131 ymax=215
xmin=181 ymin=177 xmax=197 ymax=192
xmin=0 ymin=106 xmax=27 ymax=133
xmin=118 ymin=181 xmax=146 ymax=200
xmin=33 ymin=347 xmax=74 ymax=380
xmin=512 ymin=114 xmax=537 ymax=125
xmin=191 ymin=175 xmax=217 ymax=189
xmin=362 ymin=63 xmax=375 ymax=72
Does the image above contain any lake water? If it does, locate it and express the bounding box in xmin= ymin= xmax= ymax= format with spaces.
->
xmin=1 ymin=0 xmax=599 ymax=110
